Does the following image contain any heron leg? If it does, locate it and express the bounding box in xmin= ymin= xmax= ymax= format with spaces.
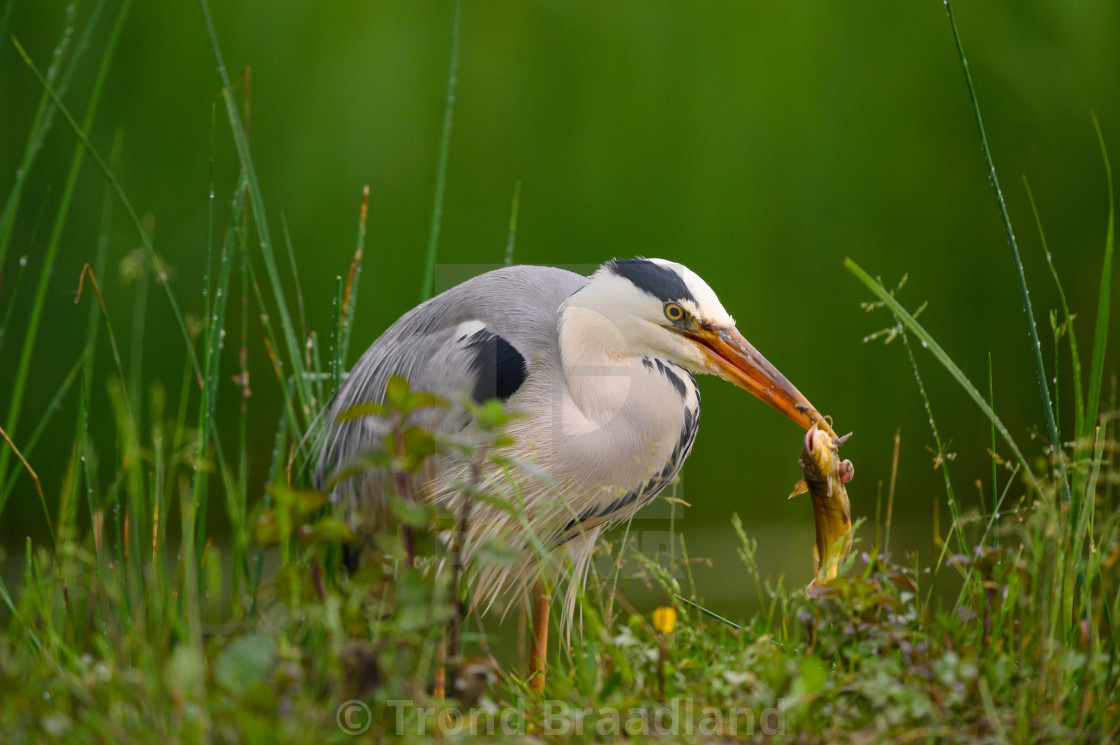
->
xmin=529 ymin=578 xmax=549 ymax=694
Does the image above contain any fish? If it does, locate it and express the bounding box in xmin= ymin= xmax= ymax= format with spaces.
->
xmin=789 ymin=423 xmax=854 ymax=593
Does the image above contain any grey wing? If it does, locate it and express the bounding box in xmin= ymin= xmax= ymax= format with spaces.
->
xmin=316 ymin=320 xmax=510 ymax=492
xmin=314 ymin=265 xmax=586 ymax=502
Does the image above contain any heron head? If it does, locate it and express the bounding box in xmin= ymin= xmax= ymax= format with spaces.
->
xmin=565 ymin=258 xmax=828 ymax=432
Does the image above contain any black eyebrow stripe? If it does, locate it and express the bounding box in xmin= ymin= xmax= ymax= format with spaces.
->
xmin=607 ymin=259 xmax=695 ymax=304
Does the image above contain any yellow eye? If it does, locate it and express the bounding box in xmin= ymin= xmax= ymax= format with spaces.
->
xmin=664 ymin=302 xmax=684 ymax=322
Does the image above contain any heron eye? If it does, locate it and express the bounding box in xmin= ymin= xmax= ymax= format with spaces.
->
xmin=664 ymin=302 xmax=685 ymax=322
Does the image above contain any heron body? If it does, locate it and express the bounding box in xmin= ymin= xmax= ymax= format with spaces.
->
xmin=316 ymin=258 xmax=824 ymax=638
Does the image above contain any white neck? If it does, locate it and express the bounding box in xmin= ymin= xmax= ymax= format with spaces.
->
xmin=552 ymin=300 xmax=699 ymax=501
xmin=557 ymin=305 xmax=634 ymax=426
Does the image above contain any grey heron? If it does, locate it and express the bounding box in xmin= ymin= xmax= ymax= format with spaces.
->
xmin=316 ymin=258 xmax=830 ymax=691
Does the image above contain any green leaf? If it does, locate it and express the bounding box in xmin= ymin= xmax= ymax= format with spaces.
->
xmin=401 ymin=426 xmax=438 ymax=462
xmin=165 ymin=646 xmax=205 ymax=701
xmin=253 ymin=509 xmax=280 ymax=547
xmin=213 ymin=634 xmax=275 ymax=693
xmin=475 ymin=399 xmax=507 ymax=430
xmin=400 ymin=391 xmax=450 ymax=414
xmin=301 ymin=516 xmax=356 ymax=544
xmin=491 ymin=433 xmax=516 ymax=449
xmin=327 ymin=451 xmax=391 ymax=490
xmin=409 ymin=528 xmax=445 ymax=559
xmin=266 ymin=484 xmax=326 ymax=518
xmin=385 ymin=374 xmax=410 ymax=409
xmin=427 ymin=504 xmax=458 ymax=532
xmin=388 ymin=495 xmax=430 ymax=528
xmin=335 ymin=401 xmax=391 ymax=422
xmin=799 ymin=655 xmax=827 ymax=695
xmin=395 ymin=568 xmax=432 ymax=607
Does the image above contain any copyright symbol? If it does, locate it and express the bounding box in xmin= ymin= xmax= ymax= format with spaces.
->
xmin=336 ymin=699 xmax=372 ymax=735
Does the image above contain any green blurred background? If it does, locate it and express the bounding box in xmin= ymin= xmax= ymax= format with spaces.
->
xmin=2 ymin=1 xmax=1118 ymax=608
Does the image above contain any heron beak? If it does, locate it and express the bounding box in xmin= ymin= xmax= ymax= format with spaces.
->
xmin=680 ymin=324 xmax=831 ymax=434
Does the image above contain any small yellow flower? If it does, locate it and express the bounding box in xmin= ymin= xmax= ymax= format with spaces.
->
xmin=652 ymin=606 xmax=677 ymax=635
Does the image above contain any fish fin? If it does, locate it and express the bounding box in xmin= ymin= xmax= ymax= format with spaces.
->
xmin=788 ymin=479 xmax=809 ymax=499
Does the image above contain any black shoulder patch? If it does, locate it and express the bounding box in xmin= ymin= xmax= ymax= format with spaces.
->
xmin=465 ymin=329 xmax=528 ymax=404
xmin=607 ymin=258 xmax=695 ymax=304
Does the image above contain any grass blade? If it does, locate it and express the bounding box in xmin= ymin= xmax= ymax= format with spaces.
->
xmin=0 ymin=0 xmax=89 ymax=268
xmin=280 ymin=212 xmax=310 ymax=367
xmin=239 ymin=227 xmax=307 ymax=447
xmin=198 ymin=0 xmax=313 ymax=418
xmin=0 ymin=6 xmax=130 ymax=499
xmin=0 ymin=349 xmax=88 ymax=508
xmin=1085 ymin=115 xmax=1114 ymax=434
xmin=0 ymin=251 xmax=29 ymax=353
xmin=0 ymin=422 xmax=52 ymax=551
xmin=845 ymin=259 xmax=1041 ymax=495
xmin=75 ymin=266 xmax=129 ymax=413
xmin=0 ymin=0 xmax=15 ymax=41
xmin=504 ymin=180 xmax=521 ymax=267
xmin=339 ymin=185 xmax=369 ymax=367
xmin=1024 ymin=176 xmax=1085 ymax=440
xmin=191 ymin=177 xmax=245 ymax=559
xmin=331 ymin=273 xmax=344 ymax=398
xmin=419 ymin=0 xmax=462 ymax=302
xmin=900 ymin=327 xmax=967 ymax=555
xmin=7 ymin=6 xmax=203 ymax=386
xmin=943 ymin=1 xmax=1063 ymax=468
xmin=2 ymin=183 xmax=54 ymax=336
xmin=988 ymin=352 xmax=998 ymax=543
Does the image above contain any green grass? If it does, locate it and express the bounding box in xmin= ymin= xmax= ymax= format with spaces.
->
xmin=0 ymin=4 xmax=1118 ymax=744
